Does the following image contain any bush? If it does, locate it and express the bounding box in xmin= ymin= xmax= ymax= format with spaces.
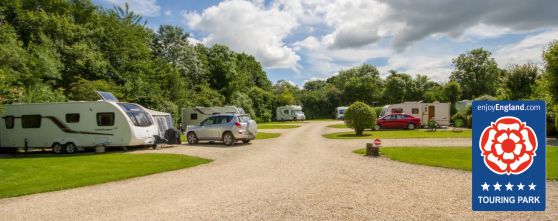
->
xmin=373 ymin=106 xmax=384 ymax=118
xmin=427 ymin=119 xmax=437 ymax=131
xmin=344 ymin=101 xmax=376 ymax=136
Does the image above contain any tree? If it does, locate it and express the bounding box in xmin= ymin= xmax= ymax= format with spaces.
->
xmin=449 ymin=48 xmax=500 ymax=99
xmin=248 ymin=87 xmax=275 ymax=122
xmin=543 ymin=40 xmax=558 ymax=103
xmin=383 ymin=75 xmax=407 ymax=104
xmin=503 ymin=64 xmax=539 ymax=100
xmin=344 ymin=101 xmax=376 ymax=136
xmin=444 ymin=81 xmax=461 ymax=115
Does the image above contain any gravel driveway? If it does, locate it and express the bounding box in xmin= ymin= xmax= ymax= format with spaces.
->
xmin=0 ymin=121 xmax=556 ymax=220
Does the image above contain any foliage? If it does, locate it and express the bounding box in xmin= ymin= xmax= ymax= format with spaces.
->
xmin=344 ymin=101 xmax=376 ymax=136
xmin=544 ymin=40 xmax=558 ymax=103
xmin=503 ymin=63 xmax=539 ymax=100
xmin=450 ymin=48 xmax=500 ymax=99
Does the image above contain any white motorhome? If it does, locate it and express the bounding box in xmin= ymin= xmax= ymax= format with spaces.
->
xmin=276 ymin=105 xmax=305 ymax=121
xmin=181 ymin=106 xmax=245 ymax=126
xmin=0 ymin=92 xmax=158 ymax=154
xmin=336 ymin=106 xmax=349 ymax=120
xmin=379 ymin=101 xmax=451 ymax=126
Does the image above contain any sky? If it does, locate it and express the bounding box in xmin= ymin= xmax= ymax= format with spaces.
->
xmin=92 ymin=0 xmax=558 ymax=86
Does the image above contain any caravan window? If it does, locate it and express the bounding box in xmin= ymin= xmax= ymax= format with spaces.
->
xmin=117 ymin=103 xmax=153 ymax=127
xmin=191 ymin=113 xmax=198 ymax=120
xmin=22 ymin=115 xmax=41 ymax=128
xmin=4 ymin=116 xmax=14 ymax=129
xmin=283 ymin=110 xmax=290 ymax=115
xmin=391 ymin=108 xmax=403 ymax=114
xmin=66 ymin=113 xmax=80 ymax=123
xmin=97 ymin=112 xmax=115 ymax=126
xmin=412 ymin=108 xmax=419 ymax=114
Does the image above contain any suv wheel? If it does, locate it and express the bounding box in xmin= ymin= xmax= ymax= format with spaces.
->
xmin=187 ymin=132 xmax=198 ymax=144
xmin=223 ymin=132 xmax=235 ymax=146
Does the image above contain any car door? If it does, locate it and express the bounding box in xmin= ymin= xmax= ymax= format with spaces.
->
xmin=197 ymin=117 xmax=215 ymax=139
xmin=209 ymin=116 xmax=227 ymax=139
xmin=382 ymin=115 xmax=395 ymax=128
xmin=394 ymin=114 xmax=406 ymax=128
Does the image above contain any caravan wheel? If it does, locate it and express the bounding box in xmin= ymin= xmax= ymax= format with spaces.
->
xmin=52 ymin=143 xmax=63 ymax=154
xmin=64 ymin=143 xmax=77 ymax=154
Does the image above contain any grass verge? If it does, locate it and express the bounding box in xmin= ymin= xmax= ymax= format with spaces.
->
xmin=258 ymin=124 xmax=300 ymax=129
xmin=323 ymin=129 xmax=472 ymax=139
xmin=327 ymin=123 xmax=347 ymax=128
xmin=353 ymin=146 xmax=557 ymax=180
xmin=256 ymin=132 xmax=281 ymax=139
xmin=0 ymin=153 xmax=211 ymax=198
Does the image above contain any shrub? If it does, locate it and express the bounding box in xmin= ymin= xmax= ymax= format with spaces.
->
xmin=344 ymin=101 xmax=376 ymax=136
xmin=427 ymin=119 xmax=437 ymax=131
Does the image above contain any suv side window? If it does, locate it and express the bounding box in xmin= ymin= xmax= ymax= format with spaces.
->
xmin=201 ymin=117 xmax=215 ymax=126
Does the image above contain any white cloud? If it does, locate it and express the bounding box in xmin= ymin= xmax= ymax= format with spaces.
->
xmin=184 ymin=0 xmax=300 ymax=70
xmin=103 ymin=0 xmax=161 ymax=17
xmin=494 ymin=29 xmax=558 ymax=68
xmin=378 ymin=54 xmax=455 ymax=82
xmin=164 ymin=10 xmax=172 ymax=16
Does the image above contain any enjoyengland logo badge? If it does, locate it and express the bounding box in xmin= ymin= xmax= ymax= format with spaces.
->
xmin=472 ymin=101 xmax=546 ymax=211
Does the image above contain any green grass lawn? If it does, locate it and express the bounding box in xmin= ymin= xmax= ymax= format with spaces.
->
xmin=258 ymin=124 xmax=300 ymax=129
xmin=256 ymin=132 xmax=281 ymax=139
xmin=323 ymin=129 xmax=472 ymax=139
xmin=327 ymin=123 xmax=347 ymax=128
xmin=353 ymin=146 xmax=557 ymax=180
xmin=0 ymin=153 xmax=211 ymax=198
xmin=258 ymin=121 xmax=303 ymax=125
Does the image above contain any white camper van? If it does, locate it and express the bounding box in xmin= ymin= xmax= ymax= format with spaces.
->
xmin=379 ymin=101 xmax=451 ymax=126
xmin=336 ymin=106 xmax=348 ymax=120
xmin=181 ymin=106 xmax=245 ymax=126
xmin=276 ymin=105 xmax=305 ymax=121
xmin=0 ymin=92 xmax=158 ymax=154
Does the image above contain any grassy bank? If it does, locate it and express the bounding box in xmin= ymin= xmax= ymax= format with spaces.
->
xmin=324 ymin=129 xmax=471 ymax=139
xmin=0 ymin=153 xmax=211 ymax=198
xmin=327 ymin=123 xmax=347 ymax=128
xmin=258 ymin=124 xmax=300 ymax=129
xmin=353 ymin=146 xmax=557 ymax=180
xmin=256 ymin=132 xmax=281 ymax=139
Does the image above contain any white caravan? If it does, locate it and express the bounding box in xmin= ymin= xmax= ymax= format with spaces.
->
xmin=0 ymin=92 xmax=158 ymax=154
xmin=276 ymin=105 xmax=305 ymax=121
xmin=379 ymin=101 xmax=451 ymax=126
xmin=336 ymin=106 xmax=349 ymax=120
xmin=181 ymin=106 xmax=245 ymax=126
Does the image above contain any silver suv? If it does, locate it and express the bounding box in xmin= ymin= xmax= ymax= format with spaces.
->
xmin=185 ymin=114 xmax=257 ymax=146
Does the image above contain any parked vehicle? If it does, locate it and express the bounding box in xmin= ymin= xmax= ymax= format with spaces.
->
xmin=185 ymin=114 xmax=257 ymax=146
xmin=379 ymin=101 xmax=450 ymax=126
xmin=0 ymin=91 xmax=158 ymax=154
xmin=276 ymin=105 xmax=305 ymax=121
xmin=336 ymin=106 xmax=348 ymax=120
xmin=146 ymin=108 xmax=180 ymax=144
xmin=181 ymin=106 xmax=245 ymax=126
xmin=375 ymin=114 xmax=421 ymax=130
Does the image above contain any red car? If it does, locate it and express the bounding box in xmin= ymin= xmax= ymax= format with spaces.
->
xmin=375 ymin=113 xmax=421 ymax=130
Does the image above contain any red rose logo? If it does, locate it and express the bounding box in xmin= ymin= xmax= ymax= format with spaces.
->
xmin=479 ymin=116 xmax=537 ymax=175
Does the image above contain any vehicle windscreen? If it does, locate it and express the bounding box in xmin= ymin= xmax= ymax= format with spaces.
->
xmin=293 ymin=110 xmax=303 ymax=114
xmin=118 ymin=103 xmax=153 ymax=127
xmin=339 ymin=110 xmax=346 ymax=114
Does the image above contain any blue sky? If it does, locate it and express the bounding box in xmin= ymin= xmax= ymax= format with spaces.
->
xmin=92 ymin=0 xmax=558 ymax=86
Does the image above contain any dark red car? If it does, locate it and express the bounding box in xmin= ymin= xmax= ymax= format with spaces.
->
xmin=375 ymin=113 xmax=421 ymax=130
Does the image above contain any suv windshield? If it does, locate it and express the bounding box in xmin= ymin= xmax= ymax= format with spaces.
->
xmin=118 ymin=103 xmax=153 ymax=127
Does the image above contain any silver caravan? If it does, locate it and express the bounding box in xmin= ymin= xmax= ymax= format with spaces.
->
xmin=276 ymin=105 xmax=305 ymax=121
xmin=0 ymin=92 xmax=158 ymax=154
xmin=379 ymin=101 xmax=451 ymax=126
xmin=181 ymin=106 xmax=245 ymax=126
xmin=336 ymin=106 xmax=349 ymax=120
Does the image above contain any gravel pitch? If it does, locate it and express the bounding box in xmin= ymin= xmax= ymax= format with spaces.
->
xmin=0 ymin=121 xmax=556 ymax=220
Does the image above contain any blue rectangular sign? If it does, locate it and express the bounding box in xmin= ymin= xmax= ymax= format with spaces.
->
xmin=472 ymin=100 xmax=546 ymax=211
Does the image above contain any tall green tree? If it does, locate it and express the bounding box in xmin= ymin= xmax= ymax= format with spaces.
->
xmin=544 ymin=40 xmax=558 ymax=103
xmin=503 ymin=63 xmax=539 ymax=100
xmin=449 ymin=48 xmax=500 ymax=99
